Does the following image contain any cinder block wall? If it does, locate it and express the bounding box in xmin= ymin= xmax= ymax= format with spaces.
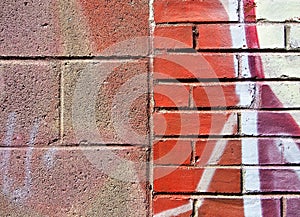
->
xmin=152 ymin=0 xmax=300 ymax=217
xmin=0 ymin=0 xmax=299 ymax=216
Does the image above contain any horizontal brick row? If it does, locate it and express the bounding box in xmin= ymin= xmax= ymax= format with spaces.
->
xmin=154 ymin=166 xmax=241 ymax=193
xmin=154 ymin=53 xmax=300 ymax=79
xmin=154 ymin=0 xmax=239 ymax=23
xmin=154 ymin=0 xmax=300 ymax=23
xmin=246 ymin=0 xmax=300 ymax=22
xmin=154 ymin=111 xmax=300 ymax=136
xmin=154 ymin=139 xmax=300 ymax=166
xmin=154 ymin=139 xmax=241 ymax=166
xmin=154 ymin=112 xmax=238 ymax=136
xmin=154 ymin=82 xmax=300 ymax=108
xmin=153 ymin=196 xmax=282 ymax=217
xmin=154 ymin=166 xmax=300 ymax=193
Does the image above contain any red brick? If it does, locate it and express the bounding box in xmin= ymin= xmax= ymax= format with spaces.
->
xmin=193 ymin=84 xmax=239 ymax=108
xmin=153 ymin=196 xmax=193 ymax=216
xmin=195 ymin=140 xmax=241 ymax=166
xmin=286 ymin=198 xmax=300 ymax=217
xmin=197 ymin=24 xmax=234 ymax=49
xmin=197 ymin=199 xmax=244 ymax=217
xmin=154 ymin=85 xmax=190 ymax=107
xmin=197 ymin=198 xmax=281 ymax=217
xmin=154 ymin=53 xmax=237 ymax=79
xmin=154 ymin=112 xmax=237 ymax=136
xmin=0 ymin=146 xmax=148 ymax=216
xmin=0 ymin=61 xmax=59 ymax=146
xmin=154 ymin=25 xmax=193 ymax=49
xmin=153 ymin=140 xmax=192 ymax=165
xmin=154 ymin=0 xmax=238 ymax=23
xmin=154 ymin=166 xmax=240 ymax=193
xmin=197 ymin=24 xmax=284 ymax=49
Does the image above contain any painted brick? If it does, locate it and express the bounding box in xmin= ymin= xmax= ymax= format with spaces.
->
xmin=154 ymin=25 xmax=193 ymax=49
xmin=0 ymin=0 xmax=149 ymax=56
xmin=154 ymin=112 xmax=238 ymax=136
xmin=0 ymin=146 xmax=148 ymax=216
xmin=195 ymin=140 xmax=241 ymax=166
xmin=196 ymin=198 xmax=281 ymax=217
xmin=154 ymin=84 xmax=190 ymax=107
xmin=154 ymin=53 xmax=237 ymax=79
xmin=154 ymin=0 xmax=238 ymax=23
xmin=242 ymin=139 xmax=300 ymax=165
xmin=241 ymin=54 xmax=300 ymax=78
xmin=244 ymin=168 xmax=300 ymax=192
xmin=286 ymin=198 xmax=300 ymax=217
xmin=288 ymin=24 xmax=300 ymax=50
xmin=153 ymin=196 xmax=193 ymax=216
xmin=193 ymin=83 xmax=255 ymax=108
xmin=247 ymin=0 xmax=300 ymax=22
xmin=241 ymin=111 xmax=300 ymax=136
xmin=258 ymin=82 xmax=300 ymax=108
xmin=197 ymin=24 xmax=284 ymax=49
xmin=0 ymin=61 xmax=59 ymax=146
xmin=154 ymin=166 xmax=241 ymax=193
xmin=62 ymin=60 xmax=149 ymax=145
xmin=154 ymin=140 xmax=192 ymax=165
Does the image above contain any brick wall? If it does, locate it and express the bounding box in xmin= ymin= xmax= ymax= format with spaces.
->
xmin=0 ymin=0 xmax=300 ymax=216
xmin=152 ymin=0 xmax=300 ymax=217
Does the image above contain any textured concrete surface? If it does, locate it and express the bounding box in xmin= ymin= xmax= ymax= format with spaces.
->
xmin=0 ymin=61 xmax=60 ymax=147
xmin=0 ymin=0 xmax=149 ymax=56
xmin=0 ymin=146 xmax=149 ymax=216
xmin=62 ymin=60 xmax=149 ymax=145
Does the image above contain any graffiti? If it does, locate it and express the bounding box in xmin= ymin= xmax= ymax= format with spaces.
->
xmin=0 ymin=0 xmax=299 ymax=216
xmin=1 ymin=112 xmax=39 ymax=203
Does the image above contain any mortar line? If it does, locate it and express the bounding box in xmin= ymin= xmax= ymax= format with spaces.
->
xmin=149 ymin=0 xmax=155 ymax=216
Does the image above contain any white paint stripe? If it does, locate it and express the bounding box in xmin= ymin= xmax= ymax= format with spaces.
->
xmin=207 ymin=114 xmax=237 ymax=164
xmin=243 ymin=197 xmax=263 ymax=217
xmin=244 ymin=169 xmax=261 ymax=193
xmin=242 ymin=139 xmax=259 ymax=165
xmin=2 ymin=112 xmax=16 ymax=195
xmin=236 ymin=83 xmax=256 ymax=107
xmin=196 ymin=113 xmax=236 ymax=191
xmin=219 ymin=0 xmax=239 ymax=21
xmin=241 ymin=111 xmax=258 ymax=135
xmin=153 ymin=201 xmax=192 ymax=217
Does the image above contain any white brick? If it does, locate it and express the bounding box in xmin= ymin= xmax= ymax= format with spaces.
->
xmin=256 ymin=24 xmax=285 ymax=49
xmin=261 ymin=82 xmax=300 ymax=108
xmin=255 ymin=0 xmax=300 ymax=22
xmin=241 ymin=54 xmax=300 ymax=78
xmin=288 ymin=25 xmax=300 ymax=49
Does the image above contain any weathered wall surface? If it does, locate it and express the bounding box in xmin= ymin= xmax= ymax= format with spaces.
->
xmin=0 ymin=0 xmax=300 ymax=216
xmin=152 ymin=0 xmax=300 ymax=217
xmin=0 ymin=0 xmax=150 ymax=216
